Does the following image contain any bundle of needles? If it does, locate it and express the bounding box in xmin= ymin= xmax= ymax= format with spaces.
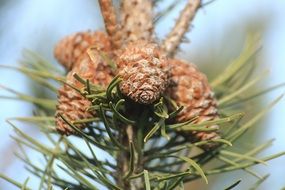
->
xmin=1 ymin=0 xmax=285 ymax=190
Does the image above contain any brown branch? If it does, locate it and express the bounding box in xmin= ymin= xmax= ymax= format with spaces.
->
xmin=116 ymin=125 xmax=144 ymax=190
xmin=161 ymin=0 xmax=201 ymax=57
xmin=120 ymin=0 xmax=154 ymax=44
xmin=98 ymin=0 xmax=121 ymax=49
xmin=116 ymin=126 xmax=131 ymax=189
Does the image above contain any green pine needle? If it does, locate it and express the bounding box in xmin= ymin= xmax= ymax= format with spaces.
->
xmin=1 ymin=31 xmax=284 ymax=190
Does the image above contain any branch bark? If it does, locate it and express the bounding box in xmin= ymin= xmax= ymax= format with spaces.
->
xmin=120 ymin=0 xmax=154 ymax=44
xmin=161 ymin=0 xmax=201 ymax=57
xmin=98 ymin=0 xmax=122 ymax=49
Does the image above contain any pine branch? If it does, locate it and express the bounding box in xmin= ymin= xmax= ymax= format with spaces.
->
xmin=98 ymin=0 xmax=122 ymax=49
xmin=161 ymin=0 xmax=201 ymax=56
xmin=0 ymin=2 xmax=284 ymax=189
xmin=120 ymin=0 xmax=154 ymax=43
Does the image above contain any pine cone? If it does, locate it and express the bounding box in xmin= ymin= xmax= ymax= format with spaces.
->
xmin=55 ymin=49 xmax=115 ymax=135
xmin=116 ymin=41 xmax=170 ymax=104
xmin=55 ymin=85 xmax=93 ymax=135
xmin=54 ymin=31 xmax=111 ymax=71
xmin=167 ymin=59 xmax=220 ymax=146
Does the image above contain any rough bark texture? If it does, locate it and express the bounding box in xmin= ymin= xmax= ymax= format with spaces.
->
xmin=120 ymin=0 xmax=153 ymax=44
xmin=162 ymin=0 xmax=201 ymax=57
xmin=98 ymin=0 xmax=122 ymax=49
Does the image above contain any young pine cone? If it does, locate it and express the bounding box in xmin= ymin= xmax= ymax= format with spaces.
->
xmin=54 ymin=31 xmax=111 ymax=71
xmin=168 ymin=59 xmax=220 ymax=145
xmin=116 ymin=41 xmax=170 ymax=104
xmin=55 ymin=45 xmax=114 ymax=135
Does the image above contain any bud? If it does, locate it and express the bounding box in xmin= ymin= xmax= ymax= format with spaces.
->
xmin=167 ymin=59 xmax=220 ymax=146
xmin=54 ymin=31 xmax=111 ymax=71
xmin=55 ymin=48 xmax=114 ymax=135
xmin=117 ymin=41 xmax=170 ymax=104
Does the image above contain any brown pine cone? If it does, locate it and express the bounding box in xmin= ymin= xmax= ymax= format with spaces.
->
xmin=55 ymin=49 xmax=115 ymax=135
xmin=167 ymin=59 xmax=220 ymax=145
xmin=54 ymin=31 xmax=111 ymax=71
xmin=116 ymin=41 xmax=170 ymax=104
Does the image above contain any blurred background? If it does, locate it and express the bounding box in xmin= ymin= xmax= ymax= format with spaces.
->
xmin=0 ymin=0 xmax=284 ymax=189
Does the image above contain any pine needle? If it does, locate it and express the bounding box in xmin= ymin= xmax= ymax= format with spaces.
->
xmin=0 ymin=174 xmax=31 ymax=190
xmin=211 ymin=34 xmax=262 ymax=88
xmin=144 ymin=170 xmax=151 ymax=190
xmin=224 ymin=179 xmax=242 ymax=190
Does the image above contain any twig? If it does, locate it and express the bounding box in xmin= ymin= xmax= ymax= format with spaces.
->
xmin=161 ymin=0 xmax=201 ymax=57
xmin=98 ymin=0 xmax=121 ymax=49
xmin=120 ymin=0 xmax=153 ymax=43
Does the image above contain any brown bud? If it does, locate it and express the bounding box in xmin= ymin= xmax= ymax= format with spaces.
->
xmin=55 ymin=85 xmax=93 ymax=135
xmin=54 ymin=31 xmax=111 ymax=71
xmin=55 ymin=49 xmax=115 ymax=135
xmin=167 ymin=59 xmax=220 ymax=146
xmin=117 ymin=41 xmax=170 ymax=104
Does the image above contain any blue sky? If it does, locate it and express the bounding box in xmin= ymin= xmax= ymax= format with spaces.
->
xmin=0 ymin=0 xmax=284 ymax=189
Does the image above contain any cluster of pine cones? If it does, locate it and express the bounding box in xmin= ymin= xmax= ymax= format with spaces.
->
xmin=54 ymin=0 xmax=220 ymax=145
